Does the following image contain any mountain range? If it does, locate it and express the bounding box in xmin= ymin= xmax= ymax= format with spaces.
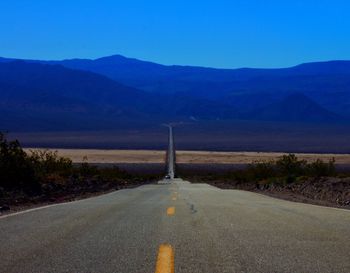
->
xmin=0 ymin=55 xmax=349 ymax=131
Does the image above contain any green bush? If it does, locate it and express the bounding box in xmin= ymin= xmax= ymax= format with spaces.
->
xmin=306 ymin=158 xmax=336 ymax=177
xmin=78 ymin=156 xmax=99 ymax=177
xmin=0 ymin=133 xmax=73 ymax=195
xmin=247 ymin=160 xmax=276 ymax=181
xmin=0 ymin=132 xmax=161 ymax=203
xmin=0 ymin=133 xmax=40 ymax=194
xmin=29 ymin=149 xmax=73 ymax=178
xmin=189 ymin=153 xmax=340 ymax=185
xmin=233 ymin=154 xmax=308 ymax=183
xmin=275 ymin=154 xmax=307 ymax=177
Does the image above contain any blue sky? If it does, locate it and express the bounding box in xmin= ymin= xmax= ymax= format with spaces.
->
xmin=1 ymin=0 xmax=350 ymax=68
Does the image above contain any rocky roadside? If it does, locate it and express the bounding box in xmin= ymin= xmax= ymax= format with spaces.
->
xmin=202 ymin=177 xmax=350 ymax=209
xmin=0 ymin=180 xmax=153 ymax=216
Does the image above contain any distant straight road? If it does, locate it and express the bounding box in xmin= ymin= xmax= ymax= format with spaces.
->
xmin=1 ymin=179 xmax=349 ymax=273
xmin=166 ymin=125 xmax=175 ymax=179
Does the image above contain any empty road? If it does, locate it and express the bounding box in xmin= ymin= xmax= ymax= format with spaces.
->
xmin=1 ymin=179 xmax=349 ymax=273
xmin=165 ymin=125 xmax=176 ymax=179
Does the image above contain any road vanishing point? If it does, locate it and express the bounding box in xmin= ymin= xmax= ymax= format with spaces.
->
xmin=0 ymin=128 xmax=350 ymax=273
xmin=165 ymin=124 xmax=176 ymax=180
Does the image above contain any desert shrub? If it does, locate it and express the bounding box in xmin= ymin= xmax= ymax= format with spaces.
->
xmin=29 ymin=149 xmax=73 ymax=178
xmin=235 ymin=155 xmax=309 ymax=183
xmin=0 ymin=133 xmax=41 ymax=194
xmin=77 ymin=157 xmax=99 ymax=177
xmin=0 ymin=133 xmax=74 ymax=195
xmin=187 ymin=154 xmax=339 ymax=185
xmin=247 ymin=160 xmax=276 ymax=181
xmin=0 ymin=133 xmax=161 ymax=204
xmin=229 ymin=169 xmax=251 ymax=183
xmin=306 ymin=158 xmax=336 ymax=177
xmin=275 ymin=154 xmax=307 ymax=183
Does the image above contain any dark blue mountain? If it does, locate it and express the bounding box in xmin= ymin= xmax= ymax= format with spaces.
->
xmin=1 ymin=56 xmax=349 ymax=153
xmin=0 ymin=57 xmax=348 ymax=132
xmin=1 ymin=55 xmax=349 ymax=118
xmin=246 ymin=93 xmax=341 ymax=122
xmin=0 ymin=61 xmax=158 ymax=130
xmin=0 ymin=61 xmax=241 ymax=131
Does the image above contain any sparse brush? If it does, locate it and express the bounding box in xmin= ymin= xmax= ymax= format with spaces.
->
xmin=0 ymin=132 xmax=160 ymax=206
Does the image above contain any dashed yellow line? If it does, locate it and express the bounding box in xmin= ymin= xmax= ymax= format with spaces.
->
xmin=155 ymin=244 xmax=174 ymax=273
xmin=167 ymin=207 xmax=175 ymax=216
xmin=172 ymin=191 xmax=178 ymax=199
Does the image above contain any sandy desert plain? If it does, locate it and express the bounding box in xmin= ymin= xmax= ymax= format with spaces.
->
xmin=24 ymin=148 xmax=350 ymax=165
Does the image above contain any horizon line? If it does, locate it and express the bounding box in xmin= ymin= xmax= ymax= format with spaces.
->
xmin=1 ymin=54 xmax=350 ymax=70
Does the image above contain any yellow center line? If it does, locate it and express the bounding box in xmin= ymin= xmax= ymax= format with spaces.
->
xmin=166 ymin=206 xmax=175 ymax=216
xmin=155 ymin=244 xmax=175 ymax=273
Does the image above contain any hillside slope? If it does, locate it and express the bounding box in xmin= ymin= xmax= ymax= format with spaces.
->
xmin=246 ymin=93 xmax=341 ymax=122
xmin=0 ymin=61 xmax=239 ymax=131
xmin=1 ymin=55 xmax=349 ymax=118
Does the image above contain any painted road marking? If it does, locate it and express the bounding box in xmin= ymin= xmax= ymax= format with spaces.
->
xmin=167 ymin=207 xmax=175 ymax=216
xmin=155 ymin=244 xmax=174 ymax=273
xmin=172 ymin=192 xmax=177 ymax=201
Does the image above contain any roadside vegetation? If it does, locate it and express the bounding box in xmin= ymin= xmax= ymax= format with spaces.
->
xmin=219 ymin=153 xmax=336 ymax=183
xmin=0 ymin=133 xmax=161 ymax=211
xmin=180 ymin=153 xmax=337 ymax=183
xmin=180 ymin=154 xmax=350 ymax=208
xmin=1 ymin=132 xmax=349 ymax=211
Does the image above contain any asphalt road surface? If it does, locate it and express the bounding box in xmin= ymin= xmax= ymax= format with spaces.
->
xmin=1 ymin=179 xmax=350 ymax=273
xmin=166 ymin=125 xmax=175 ymax=179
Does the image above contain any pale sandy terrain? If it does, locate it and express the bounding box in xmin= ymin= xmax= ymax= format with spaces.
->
xmin=24 ymin=148 xmax=350 ymax=164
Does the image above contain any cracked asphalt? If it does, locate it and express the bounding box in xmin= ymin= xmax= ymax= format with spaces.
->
xmin=1 ymin=179 xmax=349 ymax=273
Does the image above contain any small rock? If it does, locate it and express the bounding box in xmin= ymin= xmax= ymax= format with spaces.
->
xmin=0 ymin=205 xmax=10 ymax=212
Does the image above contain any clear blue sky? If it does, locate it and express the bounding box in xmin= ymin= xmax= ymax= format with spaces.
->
xmin=1 ymin=0 xmax=350 ymax=68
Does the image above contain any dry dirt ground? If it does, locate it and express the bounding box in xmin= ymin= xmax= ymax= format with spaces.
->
xmin=24 ymin=148 xmax=350 ymax=164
